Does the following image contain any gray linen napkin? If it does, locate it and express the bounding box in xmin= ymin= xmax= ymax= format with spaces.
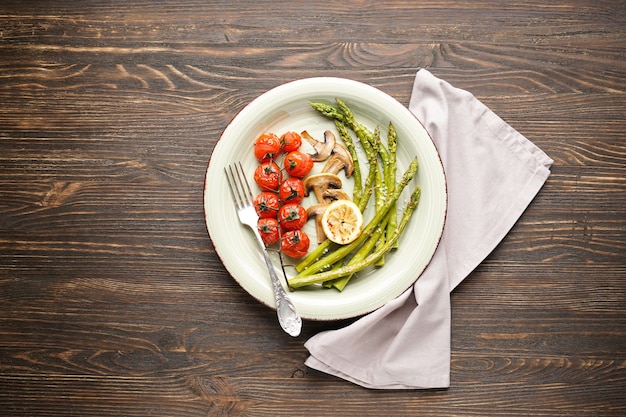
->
xmin=304 ymin=69 xmax=554 ymax=389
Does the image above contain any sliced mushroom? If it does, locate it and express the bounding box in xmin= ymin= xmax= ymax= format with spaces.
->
xmin=301 ymin=130 xmax=336 ymax=162
xmin=303 ymin=173 xmax=342 ymax=203
xmin=322 ymin=188 xmax=351 ymax=203
xmin=322 ymin=142 xmax=354 ymax=177
xmin=306 ymin=203 xmax=329 ymax=244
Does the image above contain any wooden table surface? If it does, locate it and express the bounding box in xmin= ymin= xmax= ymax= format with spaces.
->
xmin=1 ymin=1 xmax=625 ymax=416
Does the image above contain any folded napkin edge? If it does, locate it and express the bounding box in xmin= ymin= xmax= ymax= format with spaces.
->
xmin=305 ymin=353 xmax=451 ymax=390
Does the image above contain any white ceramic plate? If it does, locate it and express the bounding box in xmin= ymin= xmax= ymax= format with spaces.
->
xmin=204 ymin=77 xmax=446 ymax=321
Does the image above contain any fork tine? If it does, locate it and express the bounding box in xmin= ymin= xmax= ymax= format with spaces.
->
xmin=235 ymin=161 xmax=254 ymax=205
xmin=225 ymin=164 xmax=242 ymax=209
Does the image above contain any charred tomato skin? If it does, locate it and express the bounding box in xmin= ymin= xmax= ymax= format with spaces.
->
xmin=278 ymin=203 xmax=307 ymax=231
xmin=283 ymin=151 xmax=314 ymax=178
xmin=253 ymin=161 xmax=282 ymax=191
xmin=280 ymin=229 xmax=310 ymax=258
xmin=253 ymin=191 xmax=279 ymax=218
xmin=278 ymin=177 xmax=305 ymax=204
xmin=257 ymin=218 xmax=280 ymax=245
xmin=254 ymin=133 xmax=281 ymax=162
xmin=280 ymin=131 xmax=302 ymax=153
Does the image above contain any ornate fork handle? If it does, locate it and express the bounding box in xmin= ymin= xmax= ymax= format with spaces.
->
xmin=225 ymin=162 xmax=301 ymax=337
xmin=251 ymin=229 xmax=302 ymax=337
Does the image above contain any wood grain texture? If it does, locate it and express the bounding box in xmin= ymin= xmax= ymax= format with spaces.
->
xmin=1 ymin=1 xmax=625 ymax=416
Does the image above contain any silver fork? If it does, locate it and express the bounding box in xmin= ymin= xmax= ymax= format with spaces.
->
xmin=225 ymin=162 xmax=302 ymax=337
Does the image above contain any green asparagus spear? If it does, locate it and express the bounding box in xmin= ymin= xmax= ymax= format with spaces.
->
xmin=386 ymin=121 xmax=399 ymax=249
xmin=336 ymin=98 xmax=391 ymax=167
xmin=322 ymin=258 xmax=347 ymax=288
xmin=330 ymin=215 xmax=389 ymax=291
xmin=310 ymin=101 xmax=378 ymax=162
xmin=293 ymin=157 xmax=418 ymax=278
xmin=302 ymin=99 xmax=409 ymax=289
xmin=288 ymin=186 xmax=421 ymax=288
xmin=294 ymin=143 xmax=377 ymax=274
xmin=333 ymin=120 xmax=362 ymax=204
xmin=372 ymin=125 xmax=387 ymax=209
xmin=294 ymin=239 xmax=337 ymax=273
xmin=334 ymin=98 xmax=398 ymax=265
xmin=372 ymin=125 xmax=388 ymax=266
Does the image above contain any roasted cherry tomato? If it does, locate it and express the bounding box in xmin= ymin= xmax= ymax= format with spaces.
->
xmin=281 ymin=229 xmax=310 ymax=258
xmin=254 ymin=133 xmax=281 ymax=162
xmin=257 ymin=218 xmax=280 ymax=246
xmin=253 ymin=161 xmax=282 ymax=191
xmin=278 ymin=203 xmax=307 ymax=231
xmin=253 ymin=191 xmax=279 ymax=218
xmin=283 ymin=151 xmax=313 ymax=178
xmin=280 ymin=131 xmax=302 ymax=153
xmin=278 ymin=177 xmax=305 ymax=204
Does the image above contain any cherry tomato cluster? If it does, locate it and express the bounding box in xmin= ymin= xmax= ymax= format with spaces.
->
xmin=252 ymin=132 xmax=313 ymax=258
